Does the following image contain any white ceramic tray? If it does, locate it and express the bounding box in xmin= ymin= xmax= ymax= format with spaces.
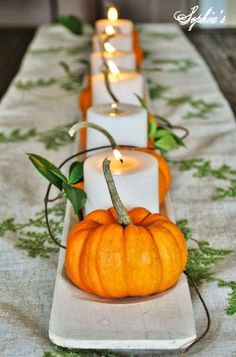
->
xmin=49 ymin=194 xmax=196 ymax=351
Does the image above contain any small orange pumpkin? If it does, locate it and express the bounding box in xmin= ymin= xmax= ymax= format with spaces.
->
xmin=73 ymin=181 xmax=84 ymax=190
xmin=133 ymin=28 xmax=144 ymax=68
xmin=79 ymin=75 xmax=92 ymax=148
xmin=65 ymin=158 xmax=187 ymax=298
xmin=147 ymin=112 xmax=157 ymax=148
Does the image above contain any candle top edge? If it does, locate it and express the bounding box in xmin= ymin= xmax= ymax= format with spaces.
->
xmin=92 ymin=33 xmax=131 ymax=39
xmin=96 ymin=19 xmax=133 ymax=24
xmin=88 ymin=103 xmax=146 ymax=116
xmin=91 ymin=50 xmax=134 ymax=57
xmin=93 ymin=71 xmax=142 ymax=80
xmin=85 ymin=149 xmax=158 ymax=176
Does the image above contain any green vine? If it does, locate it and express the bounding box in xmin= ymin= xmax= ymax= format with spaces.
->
xmin=174 ymin=158 xmax=236 ymax=200
xmin=0 ymin=202 xmax=65 ymax=258
xmin=177 ymin=219 xmax=236 ymax=315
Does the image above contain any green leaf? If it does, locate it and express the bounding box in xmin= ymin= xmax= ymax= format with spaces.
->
xmin=154 ymin=128 xmax=170 ymax=139
xmin=171 ymin=132 xmax=185 ymax=147
xmin=27 ymin=153 xmax=67 ymax=190
xmin=154 ymin=133 xmax=179 ymax=152
xmin=63 ymin=183 xmax=87 ymax=214
xmin=69 ymin=161 xmax=84 ymax=185
xmin=58 ymin=15 xmax=83 ymax=35
xmin=148 ymin=119 xmax=157 ymax=137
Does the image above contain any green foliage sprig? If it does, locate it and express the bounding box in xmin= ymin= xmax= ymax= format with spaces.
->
xmin=30 ymin=43 xmax=91 ymax=56
xmin=0 ymin=202 xmax=65 ymax=258
xmin=28 ymin=154 xmax=86 ymax=215
xmin=167 ymin=96 xmax=221 ymax=120
xmin=146 ymin=79 xmax=221 ymax=120
xmin=174 ymin=158 xmax=236 ymax=200
xmin=141 ymin=31 xmax=179 ymax=40
xmin=142 ymin=58 xmax=198 ymax=73
xmin=15 ymin=62 xmax=88 ymax=96
xmin=15 ymin=78 xmax=56 ymax=90
xmin=0 ymin=128 xmax=37 ymax=143
xmin=43 ymin=346 xmax=122 ymax=357
xmin=177 ymin=219 xmax=235 ymax=315
xmin=0 ymin=122 xmax=75 ymax=150
xmin=147 ymin=80 xmax=170 ymax=100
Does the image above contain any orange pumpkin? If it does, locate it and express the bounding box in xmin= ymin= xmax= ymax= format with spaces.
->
xmin=79 ymin=75 xmax=92 ymax=148
xmin=148 ymin=112 xmax=157 ymax=148
xmin=66 ymin=206 xmax=187 ymax=298
xmin=73 ymin=181 xmax=84 ymax=190
xmin=65 ymin=158 xmax=186 ymax=298
xmin=137 ymin=148 xmax=171 ymax=205
xmin=133 ymin=28 xmax=144 ymax=68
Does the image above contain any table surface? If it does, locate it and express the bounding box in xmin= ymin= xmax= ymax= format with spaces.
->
xmin=0 ymin=24 xmax=236 ymax=357
xmin=1 ymin=27 xmax=236 ymax=116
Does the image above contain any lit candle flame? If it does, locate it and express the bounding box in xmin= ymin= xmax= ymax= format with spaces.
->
xmin=111 ymin=102 xmax=118 ymax=110
xmin=107 ymin=6 xmax=118 ymax=21
xmin=104 ymin=42 xmax=116 ymax=53
xmin=107 ymin=60 xmax=120 ymax=75
xmin=109 ymin=102 xmax=118 ymax=117
xmin=105 ymin=25 xmax=115 ymax=35
xmin=113 ymin=148 xmax=124 ymax=163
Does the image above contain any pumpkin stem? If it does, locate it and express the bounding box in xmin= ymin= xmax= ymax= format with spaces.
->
xmin=103 ymin=158 xmax=133 ymax=226
xmin=68 ymin=122 xmax=117 ymax=149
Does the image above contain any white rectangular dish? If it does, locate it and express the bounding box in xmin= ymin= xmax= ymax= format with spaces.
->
xmin=49 ymin=193 xmax=196 ymax=351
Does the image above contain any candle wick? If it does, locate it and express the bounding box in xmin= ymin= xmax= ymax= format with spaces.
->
xmin=120 ymin=158 xmax=124 ymax=164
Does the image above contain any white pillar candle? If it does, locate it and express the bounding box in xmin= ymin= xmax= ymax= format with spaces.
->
xmin=90 ymin=51 xmax=136 ymax=74
xmin=92 ymin=33 xmax=133 ymax=52
xmin=91 ymin=70 xmax=144 ymax=105
xmin=84 ymin=149 xmax=159 ymax=214
xmin=86 ymin=103 xmax=147 ymax=149
xmin=95 ymin=6 xmax=133 ymax=35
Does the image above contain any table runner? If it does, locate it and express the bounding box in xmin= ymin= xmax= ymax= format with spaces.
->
xmin=0 ymin=23 xmax=235 ymax=357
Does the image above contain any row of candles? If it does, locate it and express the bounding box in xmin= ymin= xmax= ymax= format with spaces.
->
xmin=74 ymin=6 xmax=159 ymax=215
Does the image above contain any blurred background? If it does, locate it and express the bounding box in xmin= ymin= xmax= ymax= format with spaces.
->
xmin=0 ymin=0 xmax=236 ymax=27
